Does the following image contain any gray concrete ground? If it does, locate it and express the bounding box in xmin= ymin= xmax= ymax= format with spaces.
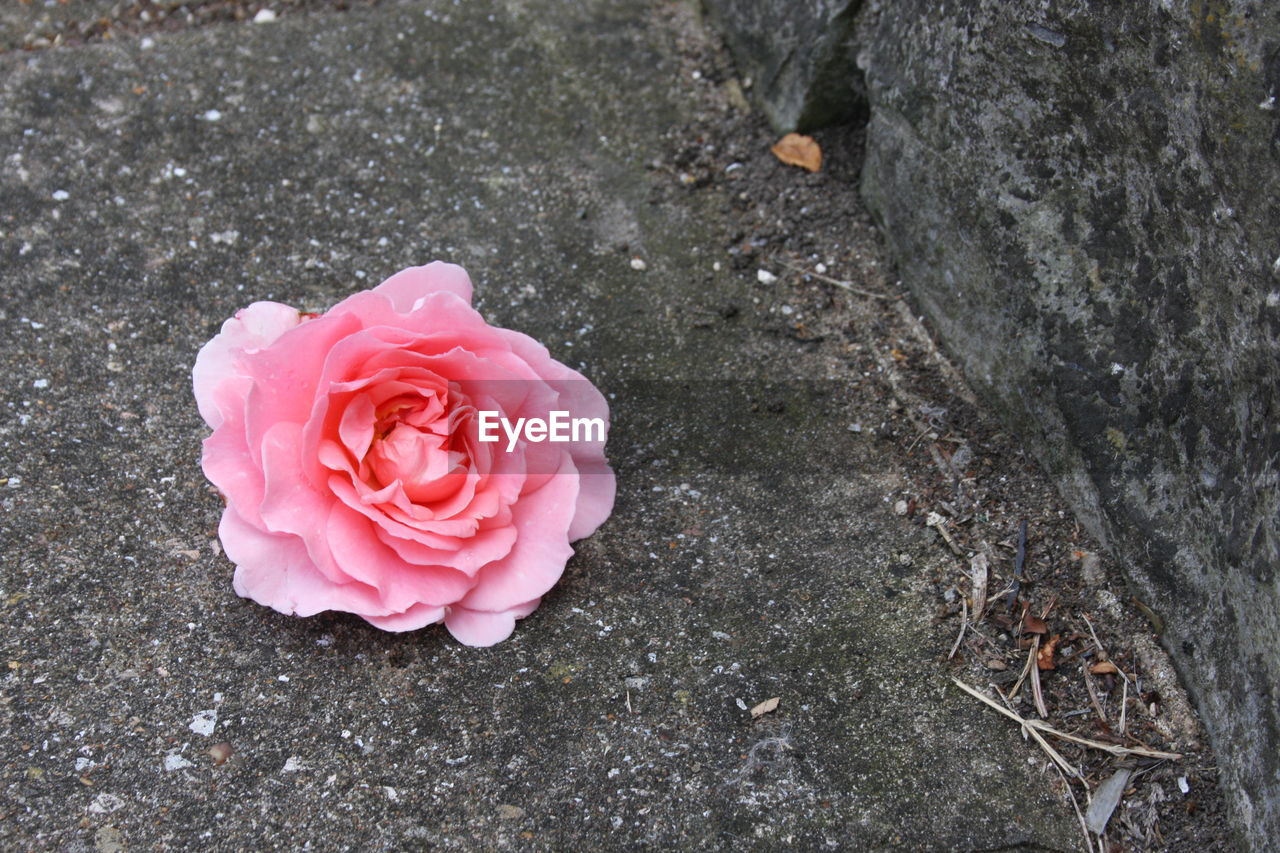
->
xmin=3 ymin=1 xmax=1094 ymax=848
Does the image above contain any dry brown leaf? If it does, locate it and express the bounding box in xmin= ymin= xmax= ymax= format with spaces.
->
xmin=750 ymin=697 xmax=780 ymax=718
xmin=1022 ymin=609 xmax=1048 ymax=634
xmin=1037 ymin=634 xmax=1060 ymax=671
xmin=770 ymin=133 xmax=822 ymax=172
xmin=1089 ymin=661 xmax=1118 ymax=675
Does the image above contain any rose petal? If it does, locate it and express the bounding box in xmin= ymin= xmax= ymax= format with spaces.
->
xmin=567 ymin=458 xmax=617 ymax=542
xmin=338 ymin=392 xmax=376 ymax=461
xmin=444 ymin=598 xmax=540 ymax=647
xmin=360 ymin=602 xmax=448 ymax=632
xmin=458 ymin=455 xmax=579 ymax=612
xmin=242 ymin=312 xmax=362 ymax=467
xmin=326 ymin=503 xmax=476 ymax=611
xmin=201 ymin=403 xmax=266 ymax=528
xmin=221 ymin=506 xmax=387 ymax=618
xmin=374 ymin=522 xmax=517 ymax=577
xmin=371 ymin=261 xmax=474 ymax=311
xmin=193 ymin=301 xmax=301 ymax=429
xmin=257 ymin=421 xmax=351 ymax=585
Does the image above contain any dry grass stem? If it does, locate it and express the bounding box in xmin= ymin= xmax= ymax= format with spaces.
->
xmin=1031 ymin=636 xmax=1049 ymax=718
xmin=952 ymin=678 xmax=1183 ymax=761
xmin=773 ymin=258 xmax=892 ymax=301
xmin=1050 ymin=754 xmax=1094 ymax=853
xmin=1119 ymin=678 xmax=1128 ymax=736
xmin=968 ymin=553 xmax=989 ymax=626
xmin=1082 ymin=661 xmax=1107 ymax=724
xmin=1082 ymin=613 xmax=1133 ymax=685
xmin=1010 ymin=641 xmax=1036 ymax=698
xmin=949 ymin=596 xmax=968 ymax=660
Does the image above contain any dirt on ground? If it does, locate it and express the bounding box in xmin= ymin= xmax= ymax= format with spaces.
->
xmin=655 ymin=5 xmax=1233 ymax=850
xmin=0 ymin=0 xmax=380 ymax=53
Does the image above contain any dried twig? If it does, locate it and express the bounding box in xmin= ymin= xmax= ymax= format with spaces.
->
xmin=1119 ymin=678 xmax=1128 ymax=737
xmin=968 ymin=552 xmax=989 ymax=626
xmin=1010 ymin=641 xmax=1036 ymax=698
xmin=994 ymin=685 xmax=1082 ymax=780
xmin=1082 ymin=661 xmax=1108 ymax=725
xmin=1030 ymin=636 xmax=1049 ymax=718
xmin=952 ymin=678 xmax=1183 ymax=761
xmin=949 ymin=596 xmax=968 ymax=660
xmin=926 ymin=511 xmax=965 ymax=557
xmin=774 ymin=258 xmax=893 ymax=301
xmin=1081 ymin=613 xmax=1133 ymax=685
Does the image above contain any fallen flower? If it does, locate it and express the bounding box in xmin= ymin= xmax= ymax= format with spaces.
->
xmin=193 ymin=262 xmax=616 ymax=645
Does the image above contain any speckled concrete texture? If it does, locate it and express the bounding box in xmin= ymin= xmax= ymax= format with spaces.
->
xmin=0 ymin=2 xmax=1078 ymax=849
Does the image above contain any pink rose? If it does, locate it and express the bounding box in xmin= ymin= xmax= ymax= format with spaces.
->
xmin=193 ymin=262 xmax=615 ymax=646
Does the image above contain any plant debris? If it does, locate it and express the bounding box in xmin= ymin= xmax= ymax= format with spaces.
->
xmin=769 ymin=133 xmax=822 ymax=172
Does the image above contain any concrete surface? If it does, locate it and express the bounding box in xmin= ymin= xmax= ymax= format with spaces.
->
xmin=0 ymin=1 xmax=1081 ymax=848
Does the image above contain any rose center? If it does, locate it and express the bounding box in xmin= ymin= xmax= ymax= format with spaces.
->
xmin=364 ymin=393 xmax=467 ymax=504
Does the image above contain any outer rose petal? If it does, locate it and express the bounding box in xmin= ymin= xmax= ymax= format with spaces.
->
xmin=458 ymin=455 xmax=579 ymax=612
xmin=328 ymin=263 xmax=474 ymax=324
xmin=193 ymin=301 xmax=301 ymax=429
xmin=567 ymin=459 xmax=617 ymax=541
xmin=444 ymin=598 xmax=541 ymax=647
xmin=371 ymin=261 xmax=473 ymax=311
xmin=221 ymin=506 xmax=387 ymax=618
xmin=360 ymin=602 xmax=448 ymax=632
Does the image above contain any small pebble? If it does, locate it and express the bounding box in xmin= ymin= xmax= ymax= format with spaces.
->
xmin=757 ymin=269 xmax=778 ymax=285
xmin=51 ymin=190 xmax=69 ymax=201
xmin=253 ymin=8 xmax=278 ymax=23
xmin=208 ymin=742 xmax=233 ymax=766
xmin=201 ymin=109 xmax=222 ymax=122
xmin=893 ymin=500 xmax=909 ymax=515
xmin=629 ymin=258 xmax=647 ymax=271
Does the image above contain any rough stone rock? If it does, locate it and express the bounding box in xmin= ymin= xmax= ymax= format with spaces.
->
xmin=856 ymin=1 xmax=1280 ymax=847
xmin=700 ymin=0 xmax=863 ymax=132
